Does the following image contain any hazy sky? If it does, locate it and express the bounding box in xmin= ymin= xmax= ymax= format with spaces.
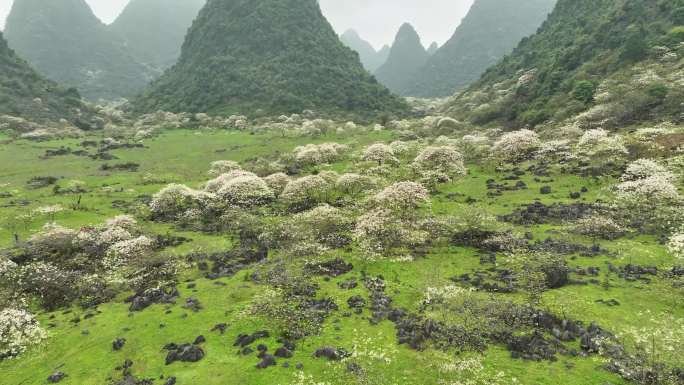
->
xmin=0 ymin=0 xmax=474 ymax=48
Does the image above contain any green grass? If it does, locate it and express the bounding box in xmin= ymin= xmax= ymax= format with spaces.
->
xmin=1 ymin=128 xmax=681 ymax=385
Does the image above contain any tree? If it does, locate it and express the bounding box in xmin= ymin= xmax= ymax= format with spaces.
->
xmin=572 ymin=80 xmax=596 ymax=104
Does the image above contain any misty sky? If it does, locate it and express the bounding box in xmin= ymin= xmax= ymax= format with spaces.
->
xmin=0 ymin=0 xmax=474 ymax=48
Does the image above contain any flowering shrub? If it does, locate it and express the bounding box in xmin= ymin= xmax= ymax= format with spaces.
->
xmin=621 ymin=159 xmax=675 ymax=182
xmin=572 ymin=215 xmax=625 ymax=240
xmin=150 ymin=184 xmax=212 ymax=220
xmin=27 ymin=223 xmax=76 ymax=256
xmin=0 ymin=308 xmax=46 ymax=359
xmin=353 ymin=208 xmax=429 ymax=257
xmin=215 ymin=175 xmax=274 ymax=207
xmin=615 ymin=175 xmax=681 ymax=202
xmin=412 ymin=146 xmax=466 ymax=182
xmin=336 ymin=173 xmax=376 ymax=196
xmin=371 ymin=182 xmax=430 ymax=213
xmin=104 ymin=235 xmax=155 ymax=269
xmin=456 ymin=135 xmax=491 ymax=162
xmin=389 ymin=140 xmax=413 ymax=156
xmin=362 ymin=143 xmax=398 ymax=165
xmin=265 ymin=205 xmax=353 ymax=256
xmin=204 ymin=170 xmax=258 ymax=193
xmin=263 ymin=172 xmax=290 ymax=196
xmin=280 ymin=175 xmax=331 ymax=210
xmin=208 ymin=160 xmax=241 ymax=176
xmin=667 ymin=232 xmax=684 ymax=259
xmin=15 ymin=262 xmax=77 ymax=309
xmin=491 ymin=129 xmax=540 ymax=162
xmin=292 ymin=143 xmax=348 ymax=167
xmin=576 ymin=129 xmax=628 ymax=166
xmin=0 ymin=257 xmax=16 ymax=277
xmin=535 ymin=139 xmax=573 ymax=163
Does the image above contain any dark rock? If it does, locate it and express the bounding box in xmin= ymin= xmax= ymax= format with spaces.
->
xmin=305 ymin=258 xmax=353 ymax=277
xmin=256 ymin=354 xmax=276 ymax=369
xmin=125 ymin=285 xmax=179 ymax=312
xmin=211 ymin=323 xmax=228 ymax=334
xmin=113 ymin=338 xmax=126 ymax=351
xmin=164 ymin=377 xmax=177 ymax=385
xmin=347 ymin=296 xmax=366 ymax=314
xmin=47 ymin=372 xmax=67 ymax=383
xmin=165 ymin=344 xmax=205 ymax=365
xmin=233 ymin=331 xmax=270 ymax=347
xmin=275 ymin=347 xmax=293 ymax=358
xmin=338 ymin=278 xmax=358 ymax=289
xmin=313 ymin=347 xmax=350 ymax=361
xmin=183 ymin=297 xmax=202 ymax=312
xmin=193 ymin=335 xmax=206 ymax=344
xmin=500 ymin=202 xmax=595 ymax=225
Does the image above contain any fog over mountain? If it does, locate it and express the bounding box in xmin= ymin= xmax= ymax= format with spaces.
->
xmin=0 ymin=0 xmax=474 ymax=48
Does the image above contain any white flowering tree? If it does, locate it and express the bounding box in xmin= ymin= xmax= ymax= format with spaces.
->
xmin=667 ymin=232 xmax=684 ymax=259
xmin=621 ymin=159 xmax=675 ymax=182
xmin=280 ymin=175 xmax=331 ymax=211
xmin=491 ymin=129 xmax=541 ymax=163
xmin=265 ymin=204 xmax=353 ymax=256
xmin=412 ymin=146 xmax=467 ymax=188
xmin=575 ymin=129 xmax=629 ymax=172
xmin=336 ymin=173 xmax=376 ymax=197
xmin=150 ymin=184 xmax=212 ymax=221
xmin=0 ymin=308 xmax=46 ymax=359
xmin=263 ymin=173 xmax=291 ymax=196
xmin=208 ymin=160 xmax=242 ymax=176
xmin=362 ymin=143 xmax=398 ymax=166
xmin=354 ymin=182 xmax=432 ymax=258
xmin=613 ymin=171 xmax=683 ymax=234
xmin=215 ymin=175 xmax=274 ymax=207
xmin=371 ymin=182 xmax=431 ymax=214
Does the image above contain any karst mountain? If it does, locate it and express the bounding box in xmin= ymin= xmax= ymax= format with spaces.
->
xmin=4 ymin=0 xmax=153 ymax=100
xmin=134 ymin=0 xmax=406 ymax=117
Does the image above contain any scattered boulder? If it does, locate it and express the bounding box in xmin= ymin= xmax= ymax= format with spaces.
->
xmin=304 ymin=258 xmax=353 ymax=277
xmin=233 ymin=331 xmax=270 ymax=347
xmin=47 ymin=372 xmax=67 ymax=383
xmin=256 ymin=354 xmax=276 ymax=369
xmin=211 ymin=323 xmax=227 ymax=334
xmin=125 ymin=285 xmax=179 ymax=312
xmin=164 ymin=344 xmax=205 ymax=365
xmin=113 ymin=338 xmax=126 ymax=351
xmin=183 ymin=297 xmax=202 ymax=312
xmin=313 ymin=347 xmax=350 ymax=361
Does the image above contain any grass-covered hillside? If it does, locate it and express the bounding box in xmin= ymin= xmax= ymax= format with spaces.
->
xmin=1 ymin=112 xmax=683 ymax=385
xmin=0 ymin=32 xmax=93 ymax=130
xmin=447 ymin=0 xmax=684 ymax=128
xmin=4 ymin=0 xmax=153 ymax=100
xmin=404 ymin=0 xmax=557 ymax=98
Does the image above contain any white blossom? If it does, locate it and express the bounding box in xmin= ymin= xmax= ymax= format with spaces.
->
xmin=362 ymin=143 xmax=398 ymax=165
xmin=371 ymin=182 xmax=430 ymax=212
xmin=412 ymin=146 xmax=466 ymax=181
xmin=0 ymin=308 xmax=47 ymax=359
xmin=208 ymin=160 xmax=242 ymax=176
xmin=263 ymin=173 xmax=291 ymax=196
xmin=491 ymin=129 xmax=541 ymax=162
xmin=621 ymin=159 xmax=675 ymax=182
xmin=667 ymin=232 xmax=684 ymax=259
xmin=216 ymin=175 xmax=275 ymax=207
